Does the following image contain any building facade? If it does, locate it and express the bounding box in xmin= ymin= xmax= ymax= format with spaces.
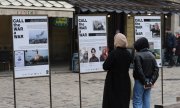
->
xmin=1 ymin=0 xmax=180 ymax=71
xmin=0 ymin=0 xmax=74 ymax=71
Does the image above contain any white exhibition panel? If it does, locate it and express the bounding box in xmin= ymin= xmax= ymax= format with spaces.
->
xmin=78 ymin=15 xmax=108 ymax=73
xmin=134 ymin=16 xmax=162 ymax=67
xmin=12 ymin=16 xmax=49 ymax=78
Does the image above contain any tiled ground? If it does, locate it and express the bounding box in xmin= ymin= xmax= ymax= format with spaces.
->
xmin=0 ymin=66 xmax=180 ymax=108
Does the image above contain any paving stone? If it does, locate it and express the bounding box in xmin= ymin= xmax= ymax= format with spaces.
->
xmin=0 ymin=66 xmax=180 ymax=108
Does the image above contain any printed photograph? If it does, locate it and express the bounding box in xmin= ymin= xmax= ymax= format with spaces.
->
xmin=80 ymin=47 xmax=88 ymax=63
xmin=24 ymin=49 xmax=48 ymax=66
xmin=29 ymin=30 xmax=48 ymax=44
xmin=99 ymin=46 xmax=108 ymax=62
xmin=150 ymin=23 xmax=160 ymax=38
xmin=93 ymin=20 xmax=105 ymax=31
xmin=14 ymin=51 xmax=25 ymax=67
xmin=89 ymin=47 xmax=100 ymax=62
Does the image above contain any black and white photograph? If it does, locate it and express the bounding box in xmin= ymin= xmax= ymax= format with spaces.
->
xmin=89 ymin=47 xmax=100 ymax=62
xmin=93 ymin=20 xmax=105 ymax=31
xmin=24 ymin=49 xmax=48 ymax=66
xmin=80 ymin=48 xmax=88 ymax=63
xmin=29 ymin=30 xmax=48 ymax=44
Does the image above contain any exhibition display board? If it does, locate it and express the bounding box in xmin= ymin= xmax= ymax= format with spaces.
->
xmin=12 ymin=16 xmax=49 ymax=78
xmin=134 ymin=16 xmax=162 ymax=67
xmin=134 ymin=15 xmax=165 ymax=106
xmin=78 ymin=15 xmax=108 ymax=73
xmin=12 ymin=15 xmax=52 ymax=108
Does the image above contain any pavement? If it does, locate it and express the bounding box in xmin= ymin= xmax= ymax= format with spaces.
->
xmin=0 ymin=65 xmax=180 ymax=108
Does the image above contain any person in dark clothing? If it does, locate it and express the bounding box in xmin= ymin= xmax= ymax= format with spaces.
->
xmin=165 ymin=30 xmax=176 ymax=67
xmin=133 ymin=37 xmax=159 ymax=108
xmin=102 ymin=33 xmax=132 ymax=108
xmin=175 ymin=34 xmax=180 ymax=66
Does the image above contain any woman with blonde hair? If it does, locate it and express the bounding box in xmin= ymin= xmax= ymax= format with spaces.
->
xmin=102 ymin=33 xmax=132 ymax=108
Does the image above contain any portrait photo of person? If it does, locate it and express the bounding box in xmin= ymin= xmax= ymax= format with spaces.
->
xmin=89 ymin=48 xmax=99 ymax=62
xmin=80 ymin=50 xmax=88 ymax=63
xmin=150 ymin=23 xmax=160 ymax=38
xmin=100 ymin=47 xmax=108 ymax=62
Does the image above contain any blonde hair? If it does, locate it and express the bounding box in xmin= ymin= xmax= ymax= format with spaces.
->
xmin=114 ymin=33 xmax=128 ymax=48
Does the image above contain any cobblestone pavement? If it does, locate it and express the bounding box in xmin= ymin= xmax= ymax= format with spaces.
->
xmin=0 ymin=66 xmax=180 ymax=108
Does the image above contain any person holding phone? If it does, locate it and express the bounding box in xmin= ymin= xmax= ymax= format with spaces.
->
xmin=133 ymin=37 xmax=159 ymax=108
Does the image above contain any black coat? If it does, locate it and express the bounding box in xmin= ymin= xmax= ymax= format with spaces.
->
xmin=133 ymin=49 xmax=159 ymax=85
xmin=102 ymin=47 xmax=132 ymax=108
xmin=165 ymin=33 xmax=176 ymax=49
xmin=176 ymin=37 xmax=180 ymax=55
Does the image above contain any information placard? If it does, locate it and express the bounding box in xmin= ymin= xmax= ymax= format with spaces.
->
xmin=134 ymin=16 xmax=162 ymax=67
xmin=78 ymin=15 xmax=108 ymax=73
xmin=12 ymin=16 xmax=49 ymax=78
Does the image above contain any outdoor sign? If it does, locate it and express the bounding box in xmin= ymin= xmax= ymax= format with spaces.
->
xmin=134 ymin=16 xmax=162 ymax=67
xmin=53 ymin=17 xmax=68 ymax=27
xmin=12 ymin=16 xmax=49 ymax=78
xmin=78 ymin=15 xmax=108 ymax=73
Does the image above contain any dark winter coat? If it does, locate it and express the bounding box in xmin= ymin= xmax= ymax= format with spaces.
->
xmin=133 ymin=48 xmax=159 ymax=85
xmin=102 ymin=47 xmax=132 ymax=108
xmin=175 ymin=37 xmax=180 ymax=55
xmin=165 ymin=32 xmax=176 ymax=49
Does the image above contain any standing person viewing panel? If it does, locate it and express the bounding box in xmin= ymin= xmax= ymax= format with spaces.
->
xmin=164 ymin=29 xmax=176 ymax=68
xmin=175 ymin=34 xmax=180 ymax=66
xmin=102 ymin=33 xmax=132 ymax=108
xmin=133 ymin=37 xmax=159 ymax=108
